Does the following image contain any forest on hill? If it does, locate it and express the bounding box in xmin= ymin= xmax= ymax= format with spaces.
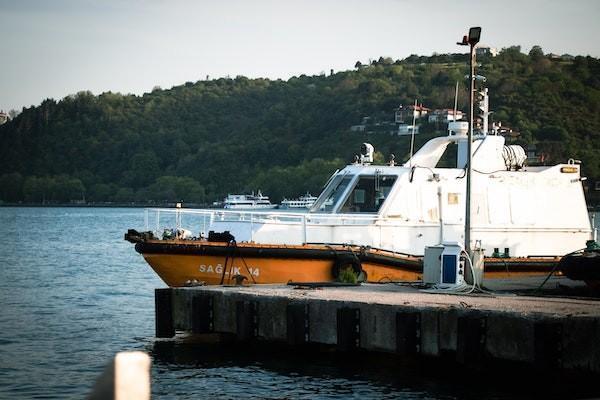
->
xmin=1 ymin=46 xmax=599 ymax=206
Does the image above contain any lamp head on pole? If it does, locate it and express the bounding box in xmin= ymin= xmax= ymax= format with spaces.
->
xmin=457 ymin=27 xmax=481 ymax=47
xmin=468 ymin=27 xmax=481 ymax=46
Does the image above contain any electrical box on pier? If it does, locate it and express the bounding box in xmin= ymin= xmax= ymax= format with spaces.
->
xmin=423 ymin=242 xmax=465 ymax=285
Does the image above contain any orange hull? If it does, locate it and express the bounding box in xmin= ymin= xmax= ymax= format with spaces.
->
xmin=143 ymin=254 xmax=423 ymax=287
xmin=143 ymin=253 xmax=338 ymax=286
xmin=129 ymin=238 xmax=559 ymax=287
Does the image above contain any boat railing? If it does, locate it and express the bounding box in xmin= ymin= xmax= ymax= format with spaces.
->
xmin=143 ymin=207 xmax=394 ymax=239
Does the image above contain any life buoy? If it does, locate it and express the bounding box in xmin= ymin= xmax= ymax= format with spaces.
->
xmin=332 ymin=253 xmax=367 ymax=283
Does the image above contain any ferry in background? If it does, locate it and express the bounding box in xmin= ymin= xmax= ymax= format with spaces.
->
xmin=223 ymin=191 xmax=277 ymax=209
xmin=279 ymin=193 xmax=318 ymax=209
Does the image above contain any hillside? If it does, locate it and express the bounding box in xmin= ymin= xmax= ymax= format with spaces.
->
xmin=1 ymin=46 xmax=599 ymax=205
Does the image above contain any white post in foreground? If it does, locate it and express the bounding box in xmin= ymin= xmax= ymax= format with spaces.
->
xmin=88 ymin=351 xmax=151 ymax=400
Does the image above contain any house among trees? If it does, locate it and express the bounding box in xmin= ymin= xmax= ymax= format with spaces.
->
xmin=491 ymin=121 xmax=518 ymax=137
xmin=394 ymin=104 xmax=431 ymax=136
xmin=476 ymin=44 xmax=498 ymax=57
xmin=397 ymin=124 xmax=419 ymax=135
xmin=546 ymin=53 xmax=575 ymax=61
xmin=350 ymin=116 xmax=370 ymax=132
xmin=351 ymin=102 xmax=469 ymax=137
xmin=395 ymin=104 xmax=430 ymax=124
xmin=428 ymin=109 xmax=464 ymax=123
xmin=525 ymin=143 xmax=548 ymax=165
xmin=0 ymin=110 xmax=8 ymax=125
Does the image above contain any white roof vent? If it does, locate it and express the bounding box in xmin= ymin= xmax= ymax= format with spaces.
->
xmin=448 ymin=121 xmax=469 ymax=136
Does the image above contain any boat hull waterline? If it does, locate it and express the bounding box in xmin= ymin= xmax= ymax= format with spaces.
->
xmin=131 ymin=238 xmax=559 ymax=287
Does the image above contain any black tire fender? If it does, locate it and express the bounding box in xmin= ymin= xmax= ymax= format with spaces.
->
xmin=332 ymin=253 xmax=366 ymax=282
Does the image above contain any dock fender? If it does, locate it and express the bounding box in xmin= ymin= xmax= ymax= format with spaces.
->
xmin=332 ymin=253 xmax=367 ymax=282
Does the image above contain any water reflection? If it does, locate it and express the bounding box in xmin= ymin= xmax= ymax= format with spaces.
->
xmin=149 ymin=338 xmax=600 ymax=400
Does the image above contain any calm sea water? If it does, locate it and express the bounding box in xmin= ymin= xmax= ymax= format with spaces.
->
xmin=0 ymin=207 xmax=598 ymax=399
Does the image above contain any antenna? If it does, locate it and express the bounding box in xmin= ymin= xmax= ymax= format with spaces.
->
xmin=409 ymin=98 xmax=418 ymax=167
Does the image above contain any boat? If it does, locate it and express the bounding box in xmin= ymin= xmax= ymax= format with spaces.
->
xmin=222 ymin=191 xmax=277 ymax=209
xmin=279 ymin=193 xmax=318 ymax=209
xmin=558 ymin=240 xmax=600 ymax=289
xmin=125 ymin=41 xmax=594 ymax=288
xmin=125 ymin=104 xmax=592 ymax=286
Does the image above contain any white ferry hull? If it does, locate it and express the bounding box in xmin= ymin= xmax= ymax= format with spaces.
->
xmin=224 ymin=204 xmax=278 ymax=210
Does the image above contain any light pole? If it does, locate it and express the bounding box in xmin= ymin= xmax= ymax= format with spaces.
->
xmin=457 ymin=27 xmax=481 ymax=256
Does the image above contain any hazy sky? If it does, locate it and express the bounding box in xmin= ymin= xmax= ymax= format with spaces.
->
xmin=1 ymin=0 xmax=599 ymax=111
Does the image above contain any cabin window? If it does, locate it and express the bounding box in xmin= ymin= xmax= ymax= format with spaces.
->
xmin=436 ymin=142 xmax=458 ymax=168
xmin=311 ymin=175 xmax=354 ymax=212
xmin=340 ymin=175 xmax=397 ymax=213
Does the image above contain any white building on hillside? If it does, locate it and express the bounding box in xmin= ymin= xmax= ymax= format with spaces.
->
xmin=476 ymin=45 xmax=498 ymax=57
xmin=395 ymin=104 xmax=430 ymax=123
xmin=397 ymin=124 xmax=419 ymax=135
xmin=428 ymin=109 xmax=464 ymax=123
xmin=0 ymin=110 xmax=8 ymax=125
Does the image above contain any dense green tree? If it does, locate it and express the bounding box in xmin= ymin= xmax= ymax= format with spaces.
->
xmin=52 ymin=175 xmax=85 ymax=202
xmin=145 ymin=176 xmax=206 ymax=203
xmin=0 ymin=172 xmax=24 ymax=202
xmin=23 ymin=176 xmax=53 ymax=203
xmin=528 ymin=45 xmax=544 ymax=60
xmin=0 ymin=48 xmax=599 ymax=205
xmin=114 ymin=187 xmax=134 ymax=203
xmin=20 ymin=175 xmax=85 ymax=203
xmin=89 ymin=183 xmax=118 ymax=202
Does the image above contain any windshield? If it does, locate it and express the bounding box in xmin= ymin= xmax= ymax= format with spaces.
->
xmin=339 ymin=174 xmax=397 ymax=213
xmin=310 ymin=174 xmax=353 ymax=213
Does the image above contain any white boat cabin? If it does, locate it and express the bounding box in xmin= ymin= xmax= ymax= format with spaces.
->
xmin=164 ymin=131 xmax=591 ymax=259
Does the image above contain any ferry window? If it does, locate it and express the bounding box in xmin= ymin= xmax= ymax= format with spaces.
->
xmin=340 ymin=175 xmax=397 ymax=213
xmin=311 ymin=175 xmax=353 ymax=212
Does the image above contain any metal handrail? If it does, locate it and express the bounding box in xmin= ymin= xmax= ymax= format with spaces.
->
xmin=142 ymin=207 xmax=398 ymax=237
xmin=142 ymin=207 xmax=594 ymax=234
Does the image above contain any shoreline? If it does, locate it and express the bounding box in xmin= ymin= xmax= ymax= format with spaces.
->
xmin=0 ymin=202 xmax=211 ymax=209
xmin=2 ymin=203 xmax=599 ymax=211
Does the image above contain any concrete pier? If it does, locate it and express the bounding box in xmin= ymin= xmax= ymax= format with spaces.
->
xmin=155 ymin=281 xmax=600 ymax=374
